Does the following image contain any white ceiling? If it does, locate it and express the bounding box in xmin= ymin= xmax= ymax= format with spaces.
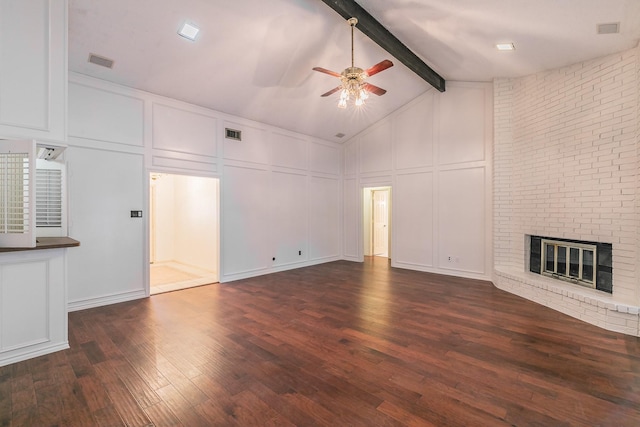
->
xmin=68 ymin=0 xmax=640 ymax=143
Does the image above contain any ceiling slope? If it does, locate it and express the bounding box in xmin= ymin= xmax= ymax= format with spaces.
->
xmin=68 ymin=0 xmax=640 ymax=142
xmin=319 ymin=0 xmax=445 ymax=92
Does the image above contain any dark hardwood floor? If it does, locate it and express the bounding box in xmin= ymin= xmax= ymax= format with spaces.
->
xmin=2 ymin=257 xmax=640 ymax=426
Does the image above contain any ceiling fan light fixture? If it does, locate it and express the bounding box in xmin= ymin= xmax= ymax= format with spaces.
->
xmin=338 ymin=88 xmax=349 ymax=108
xmin=313 ymin=17 xmax=393 ymax=109
xmin=178 ymin=21 xmax=200 ymax=41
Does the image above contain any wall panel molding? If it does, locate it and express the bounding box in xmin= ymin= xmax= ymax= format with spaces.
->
xmin=342 ymin=82 xmax=493 ymax=281
xmin=0 ymin=0 xmax=67 ymax=142
xmin=0 ymin=249 xmax=68 ymax=367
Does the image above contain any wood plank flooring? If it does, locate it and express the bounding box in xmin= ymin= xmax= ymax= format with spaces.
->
xmin=2 ymin=257 xmax=640 ymax=426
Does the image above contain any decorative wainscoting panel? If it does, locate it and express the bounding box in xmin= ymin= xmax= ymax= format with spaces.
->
xmin=0 ymin=250 xmax=68 ymax=367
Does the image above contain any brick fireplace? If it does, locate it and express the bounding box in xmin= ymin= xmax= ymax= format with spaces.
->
xmin=493 ymin=45 xmax=640 ymax=336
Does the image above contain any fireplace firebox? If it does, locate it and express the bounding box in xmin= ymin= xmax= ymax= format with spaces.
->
xmin=529 ymin=235 xmax=612 ymax=293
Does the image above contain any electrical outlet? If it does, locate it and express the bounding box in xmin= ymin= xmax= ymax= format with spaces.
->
xmin=299 ymin=250 xmax=302 ymax=255
xmin=130 ymin=210 xmax=143 ymax=218
xmin=447 ymin=256 xmax=452 ymax=262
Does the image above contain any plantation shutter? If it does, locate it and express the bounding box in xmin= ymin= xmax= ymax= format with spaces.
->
xmin=0 ymin=140 xmax=36 ymax=248
xmin=36 ymin=168 xmax=62 ymax=227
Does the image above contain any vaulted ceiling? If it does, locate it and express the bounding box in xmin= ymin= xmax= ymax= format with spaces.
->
xmin=68 ymin=0 xmax=640 ymax=142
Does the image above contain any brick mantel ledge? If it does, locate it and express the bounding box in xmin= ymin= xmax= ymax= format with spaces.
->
xmin=494 ymin=267 xmax=640 ymax=337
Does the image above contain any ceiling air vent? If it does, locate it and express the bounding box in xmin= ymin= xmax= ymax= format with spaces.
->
xmin=88 ymin=53 xmax=115 ymax=69
xmin=597 ymin=22 xmax=620 ymax=34
xmin=225 ymin=128 xmax=242 ymax=141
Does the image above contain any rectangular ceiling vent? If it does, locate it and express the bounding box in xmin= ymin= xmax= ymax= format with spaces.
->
xmin=225 ymin=128 xmax=242 ymax=141
xmin=597 ymin=22 xmax=620 ymax=35
xmin=88 ymin=53 xmax=115 ymax=69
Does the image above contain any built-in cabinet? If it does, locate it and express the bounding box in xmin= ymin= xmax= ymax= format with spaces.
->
xmin=0 ymin=0 xmax=67 ymax=143
xmin=0 ymin=249 xmax=69 ymax=367
xmin=0 ymin=0 xmax=69 ymax=366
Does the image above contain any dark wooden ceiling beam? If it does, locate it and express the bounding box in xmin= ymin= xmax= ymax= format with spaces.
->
xmin=319 ymin=0 xmax=445 ymax=92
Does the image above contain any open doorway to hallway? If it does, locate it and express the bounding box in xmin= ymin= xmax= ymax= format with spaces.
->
xmin=149 ymin=172 xmax=219 ymax=295
xmin=363 ymin=186 xmax=391 ymax=259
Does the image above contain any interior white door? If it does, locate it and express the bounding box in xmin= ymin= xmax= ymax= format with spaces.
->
xmin=372 ymin=189 xmax=389 ymax=257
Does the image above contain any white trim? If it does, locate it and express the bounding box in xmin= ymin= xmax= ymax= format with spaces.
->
xmin=220 ymin=256 xmax=341 ymax=283
xmin=68 ymin=289 xmax=147 ymax=312
xmin=0 ymin=342 xmax=69 ymax=368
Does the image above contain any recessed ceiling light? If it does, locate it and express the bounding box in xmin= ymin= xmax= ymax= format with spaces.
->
xmin=496 ymin=43 xmax=515 ymax=51
xmin=178 ymin=22 xmax=200 ymax=41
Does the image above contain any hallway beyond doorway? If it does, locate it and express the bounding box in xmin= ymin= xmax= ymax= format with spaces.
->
xmin=149 ymin=172 xmax=220 ymax=295
xmin=150 ymin=261 xmax=217 ymax=295
xmin=363 ymin=186 xmax=391 ymax=259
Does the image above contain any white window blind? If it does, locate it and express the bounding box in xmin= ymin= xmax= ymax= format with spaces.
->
xmin=0 ymin=140 xmax=36 ymax=248
xmin=36 ymin=168 xmax=62 ymax=227
xmin=34 ymin=158 xmax=66 ymax=237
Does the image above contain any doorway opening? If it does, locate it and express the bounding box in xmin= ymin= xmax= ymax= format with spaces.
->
xmin=149 ymin=172 xmax=219 ymax=295
xmin=363 ymin=186 xmax=391 ymax=259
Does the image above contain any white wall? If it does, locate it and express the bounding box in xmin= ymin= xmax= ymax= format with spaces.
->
xmin=66 ymin=146 xmax=146 ymax=310
xmin=65 ymin=72 xmax=342 ymax=309
xmin=0 ymin=0 xmax=67 ymax=143
xmin=152 ymin=173 xmax=218 ymax=274
xmin=343 ymin=82 xmax=493 ymax=281
xmin=174 ymin=175 xmax=218 ymax=273
xmin=309 ymin=176 xmax=341 ymax=260
xmin=493 ymin=45 xmax=640 ymax=336
xmin=271 ymin=171 xmax=308 ymax=267
xmin=152 ymin=174 xmax=176 ymax=263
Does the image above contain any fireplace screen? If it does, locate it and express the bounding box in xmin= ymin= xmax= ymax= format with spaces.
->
xmin=530 ymin=235 xmax=612 ymax=293
xmin=541 ymin=239 xmax=596 ymax=287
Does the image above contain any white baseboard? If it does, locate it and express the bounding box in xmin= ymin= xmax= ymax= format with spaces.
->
xmin=0 ymin=342 xmax=69 ymax=368
xmin=220 ymin=256 xmax=341 ymax=283
xmin=68 ymin=289 xmax=147 ymax=312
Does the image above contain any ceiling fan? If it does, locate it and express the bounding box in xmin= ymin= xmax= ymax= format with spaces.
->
xmin=313 ymin=17 xmax=393 ymax=108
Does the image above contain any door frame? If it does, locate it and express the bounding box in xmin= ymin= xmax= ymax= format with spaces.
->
xmin=361 ymin=184 xmax=392 ymax=261
xmin=145 ymin=168 xmax=221 ymax=297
